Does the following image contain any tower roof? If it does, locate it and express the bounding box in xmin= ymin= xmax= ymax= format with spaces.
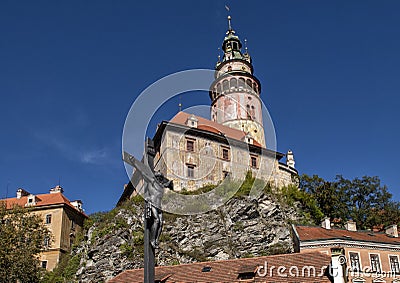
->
xmin=218 ymin=16 xmax=251 ymax=65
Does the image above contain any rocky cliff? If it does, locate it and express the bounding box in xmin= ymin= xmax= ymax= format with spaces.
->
xmin=71 ymin=187 xmax=308 ymax=283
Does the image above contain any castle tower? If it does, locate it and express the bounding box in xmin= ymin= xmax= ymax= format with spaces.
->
xmin=209 ymin=16 xmax=266 ymax=147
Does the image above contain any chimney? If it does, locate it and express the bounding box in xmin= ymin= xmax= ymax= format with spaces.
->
xmin=321 ymin=217 xmax=331 ymax=230
xmin=385 ymin=224 xmax=398 ymax=238
xmin=16 ymin=188 xmax=29 ymax=199
xmin=345 ymin=220 xmax=357 ymax=232
xmin=50 ymin=185 xmax=64 ymax=194
xmin=330 ymin=248 xmax=346 ymax=283
xmin=286 ymin=150 xmax=295 ymax=168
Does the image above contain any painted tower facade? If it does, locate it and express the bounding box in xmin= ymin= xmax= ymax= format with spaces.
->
xmin=210 ymin=16 xmax=266 ymax=147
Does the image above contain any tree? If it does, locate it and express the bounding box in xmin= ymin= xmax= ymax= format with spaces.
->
xmin=300 ymin=174 xmax=400 ymax=230
xmin=0 ymin=202 xmax=51 ymax=283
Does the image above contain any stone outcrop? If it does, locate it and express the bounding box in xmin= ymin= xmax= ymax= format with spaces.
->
xmin=73 ymin=192 xmax=304 ymax=282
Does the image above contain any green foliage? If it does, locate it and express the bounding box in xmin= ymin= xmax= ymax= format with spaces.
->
xmin=180 ymin=184 xmax=216 ymax=195
xmin=280 ymin=184 xmax=324 ymax=224
xmin=300 ymin=174 xmax=400 ymax=230
xmin=119 ymin=243 xmax=134 ymax=259
xmin=132 ymin=230 xmax=144 ymax=246
xmin=0 ymin=203 xmax=51 ymax=283
xmin=234 ymin=171 xmax=254 ymax=198
xmin=41 ymin=253 xmax=82 ymax=283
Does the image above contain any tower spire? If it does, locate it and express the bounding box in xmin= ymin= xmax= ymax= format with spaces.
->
xmin=227 ymin=15 xmax=232 ymax=31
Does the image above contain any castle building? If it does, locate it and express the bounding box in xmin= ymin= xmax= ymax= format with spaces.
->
xmin=119 ymin=16 xmax=297 ymax=201
xmin=151 ymin=17 xmax=297 ymax=192
xmin=2 ymin=186 xmax=87 ymax=271
xmin=292 ymin=220 xmax=400 ymax=283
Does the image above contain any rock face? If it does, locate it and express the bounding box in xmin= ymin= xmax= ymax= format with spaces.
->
xmin=73 ymin=193 xmax=303 ymax=282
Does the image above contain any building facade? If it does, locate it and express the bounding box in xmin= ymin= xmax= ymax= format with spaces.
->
xmin=3 ymin=186 xmax=87 ymax=271
xmin=152 ymin=111 xmax=296 ymax=191
xmin=292 ymin=220 xmax=400 ymax=283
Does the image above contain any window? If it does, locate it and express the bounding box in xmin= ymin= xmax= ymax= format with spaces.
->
xmin=187 ymin=165 xmax=195 ymax=178
xmin=222 ymin=80 xmax=229 ymax=92
xmin=250 ymin=155 xmax=257 ymax=168
xmin=71 ymin=219 xmax=76 ymax=230
xmin=246 ymin=104 xmax=251 ymax=119
xmin=222 ymin=147 xmax=230 ymax=160
xmin=370 ymin=254 xmax=381 ymax=273
xmin=41 ymin=261 xmax=48 ymax=269
xmin=390 ymin=255 xmax=400 ymax=274
xmin=186 ymin=139 xmax=194 ymax=152
xmin=223 ymin=171 xmax=230 ymax=178
xmin=349 ymin=252 xmax=361 ymax=271
xmin=239 ymin=78 xmax=245 ymax=89
xmin=230 ymin=78 xmax=237 ymax=89
xmin=44 ymin=237 xmax=50 ymax=248
xmin=45 ymin=214 xmax=52 ymax=224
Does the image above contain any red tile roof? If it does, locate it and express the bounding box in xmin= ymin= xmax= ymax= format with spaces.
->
xmin=109 ymin=252 xmax=332 ymax=283
xmin=1 ymin=193 xmax=88 ymax=217
xmin=295 ymin=225 xmax=400 ymax=245
xmin=170 ymin=112 xmax=263 ymax=147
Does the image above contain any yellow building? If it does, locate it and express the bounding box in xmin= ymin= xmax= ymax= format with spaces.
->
xmin=3 ymin=185 xmax=88 ymax=271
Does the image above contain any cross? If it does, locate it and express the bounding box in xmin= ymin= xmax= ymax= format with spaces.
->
xmin=123 ymin=138 xmax=173 ymax=283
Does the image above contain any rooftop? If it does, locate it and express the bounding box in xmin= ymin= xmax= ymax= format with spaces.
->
xmin=295 ymin=225 xmax=400 ymax=245
xmin=1 ymin=190 xmax=88 ymax=217
xmin=109 ymin=251 xmax=331 ymax=283
xmin=168 ymin=111 xmax=263 ymax=147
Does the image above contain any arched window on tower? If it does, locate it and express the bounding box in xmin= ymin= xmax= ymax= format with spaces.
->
xmin=230 ymin=78 xmax=237 ymax=89
xmin=253 ymin=82 xmax=258 ymax=94
xmin=239 ymin=78 xmax=245 ymax=89
xmin=251 ymin=105 xmax=255 ymax=120
xmin=222 ymin=80 xmax=229 ymax=92
xmin=216 ymin=83 xmax=222 ymax=96
xmin=246 ymin=79 xmax=252 ymax=91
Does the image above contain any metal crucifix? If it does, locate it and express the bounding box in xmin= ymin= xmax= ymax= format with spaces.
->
xmin=123 ymin=138 xmax=173 ymax=283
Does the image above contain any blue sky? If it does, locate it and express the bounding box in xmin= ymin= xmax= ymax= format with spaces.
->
xmin=1 ymin=0 xmax=399 ymax=214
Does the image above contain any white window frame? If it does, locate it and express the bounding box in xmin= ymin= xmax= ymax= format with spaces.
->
xmin=369 ymin=253 xmax=382 ymax=274
xmin=388 ymin=254 xmax=400 ymax=275
xmin=348 ymin=251 xmax=362 ymax=272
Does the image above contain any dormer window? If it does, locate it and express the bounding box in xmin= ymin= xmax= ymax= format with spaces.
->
xmin=237 ymin=265 xmax=257 ymax=280
xmin=185 ymin=115 xmax=198 ymax=128
xmin=244 ymin=134 xmax=254 ymax=145
xmin=26 ymin=194 xmax=36 ymax=206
